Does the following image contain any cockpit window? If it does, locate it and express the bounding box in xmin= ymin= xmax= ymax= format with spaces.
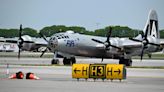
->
xmin=55 ymin=34 xmax=69 ymax=39
xmin=65 ymin=36 xmax=69 ymax=38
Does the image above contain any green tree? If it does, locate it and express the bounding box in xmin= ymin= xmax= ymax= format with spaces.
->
xmin=0 ymin=29 xmax=18 ymax=38
xmin=40 ymin=25 xmax=68 ymax=37
xmin=160 ymin=29 xmax=164 ymax=38
xmin=68 ymin=26 xmax=86 ymax=33
xmin=22 ymin=28 xmax=39 ymax=37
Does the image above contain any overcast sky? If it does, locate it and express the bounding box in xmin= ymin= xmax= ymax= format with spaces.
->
xmin=0 ymin=0 xmax=164 ymax=31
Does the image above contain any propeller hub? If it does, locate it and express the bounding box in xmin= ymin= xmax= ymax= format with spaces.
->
xmin=18 ymin=38 xmax=23 ymax=44
xmin=142 ymin=40 xmax=147 ymax=45
xmin=104 ymin=42 xmax=110 ymax=46
xmin=142 ymin=38 xmax=149 ymax=46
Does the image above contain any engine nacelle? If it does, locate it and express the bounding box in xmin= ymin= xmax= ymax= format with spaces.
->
xmin=21 ymin=35 xmax=34 ymax=51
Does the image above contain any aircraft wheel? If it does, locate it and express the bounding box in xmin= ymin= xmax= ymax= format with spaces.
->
xmin=63 ymin=57 xmax=67 ymax=65
xmin=119 ymin=58 xmax=132 ymax=66
xmin=51 ymin=59 xmax=59 ymax=65
xmin=63 ymin=57 xmax=71 ymax=65
xmin=119 ymin=57 xmax=124 ymax=64
xmin=70 ymin=57 xmax=76 ymax=65
xmin=125 ymin=59 xmax=132 ymax=66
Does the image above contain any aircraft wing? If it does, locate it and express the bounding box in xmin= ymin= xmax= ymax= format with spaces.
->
xmin=122 ymin=40 xmax=142 ymax=48
xmin=0 ymin=37 xmax=35 ymax=44
xmin=121 ymin=39 xmax=142 ymax=53
xmin=0 ymin=38 xmax=18 ymax=43
xmin=122 ymin=39 xmax=164 ymax=53
xmin=0 ymin=37 xmax=48 ymax=51
xmin=33 ymin=38 xmax=48 ymax=47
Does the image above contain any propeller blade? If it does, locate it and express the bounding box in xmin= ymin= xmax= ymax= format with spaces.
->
xmin=108 ymin=27 xmax=112 ymax=37
xmin=40 ymin=47 xmax=52 ymax=57
xmin=39 ymin=33 xmax=52 ymax=57
xmin=92 ymin=39 xmax=104 ymax=44
xmin=92 ymin=39 xmax=121 ymax=50
xmin=148 ymin=42 xmax=160 ymax=47
xmin=101 ymin=50 xmax=106 ymax=62
xmin=140 ymin=47 xmax=144 ymax=61
xmin=110 ymin=45 xmax=122 ymax=50
xmin=106 ymin=27 xmax=112 ymax=43
xmin=39 ymin=32 xmax=48 ymax=42
xmin=40 ymin=48 xmax=47 ymax=57
xmin=18 ymin=24 xmax=23 ymax=59
xmin=18 ymin=47 xmax=21 ymax=59
xmin=19 ymin=24 xmax=22 ymax=39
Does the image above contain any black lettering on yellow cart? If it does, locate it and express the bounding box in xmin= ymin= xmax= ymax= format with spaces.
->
xmin=89 ymin=64 xmax=106 ymax=79
xmin=106 ymin=64 xmax=126 ymax=80
xmin=72 ymin=64 xmax=89 ymax=79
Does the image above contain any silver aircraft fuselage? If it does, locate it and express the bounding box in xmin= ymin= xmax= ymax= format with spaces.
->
xmin=48 ymin=31 xmax=160 ymax=59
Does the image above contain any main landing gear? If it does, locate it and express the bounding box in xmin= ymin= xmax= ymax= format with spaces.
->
xmin=63 ymin=57 xmax=76 ymax=65
xmin=51 ymin=59 xmax=59 ymax=64
xmin=51 ymin=57 xmax=76 ymax=65
xmin=51 ymin=52 xmax=76 ymax=65
xmin=119 ymin=57 xmax=132 ymax=66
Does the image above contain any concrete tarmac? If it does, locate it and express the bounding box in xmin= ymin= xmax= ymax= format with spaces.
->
xmin=1 ymin=57 xmax=164 ymax=66
xmin=0 ymin=64 xmax=164 ymax=92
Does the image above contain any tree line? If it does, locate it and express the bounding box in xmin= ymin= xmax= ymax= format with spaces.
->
xmin=0 ymin=25 xmax=164 ymax=38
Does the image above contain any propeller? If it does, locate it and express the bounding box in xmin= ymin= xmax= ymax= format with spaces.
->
xmin=92 ymin=27 xmax=121 ymax=62
xmin=39 ymin=32 xmax=49 ymax=42
xmin=39 ymin=32 xmax=51 ymax=57
xmin=40 ymin=48 xmax=48 ymax=57
xmin=129 ymin=25 xmax=160 ymax=60
xmin=17 ymin=24 xmax=34 ymax=59
xmin=17 ymin=24 xmax=24 ymax=59
xmin=92 ymin=27 xmax=121 ymax=50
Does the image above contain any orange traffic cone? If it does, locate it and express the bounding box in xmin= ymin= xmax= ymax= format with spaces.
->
xmin=16 ymin=71 xmax=24 ymax=79
xmin=8 ymin=71 xmax=24 ymax=79
xmin=26 ymin=72 xmax=40 ymax=80
xmin=9 ymin=74 xmax=17 ymax=79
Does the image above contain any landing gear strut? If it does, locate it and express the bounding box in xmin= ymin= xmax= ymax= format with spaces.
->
xmin=119 ymin=57 xmax=132 ymax=66
xmin=51 ymin=52 xmax=59 ymax=65
xmin=63 ymin=57 xmax=76 ymax=65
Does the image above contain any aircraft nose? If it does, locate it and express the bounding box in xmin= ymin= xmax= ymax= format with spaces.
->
xmin=48 ymin=36 xmax=58 ymax=49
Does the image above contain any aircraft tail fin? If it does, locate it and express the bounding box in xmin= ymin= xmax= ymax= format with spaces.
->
xmin=143 ymin=9 xmax=159 ymax=38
